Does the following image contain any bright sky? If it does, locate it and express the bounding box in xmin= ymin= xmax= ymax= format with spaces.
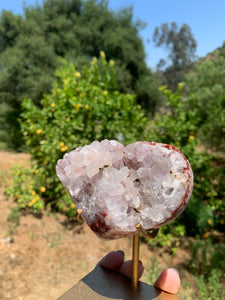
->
xmin=1 ymin=0 xmax=225 ymax=69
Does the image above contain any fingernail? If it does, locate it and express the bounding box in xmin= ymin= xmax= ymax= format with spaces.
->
xmin=168 ymin=267 xmax=179 ymax=275
xmin=116 ymin=250 xmax=124 ymax=257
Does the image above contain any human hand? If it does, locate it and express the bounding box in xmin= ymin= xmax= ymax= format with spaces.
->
xmin=99 ymin=250 xmax=180 ymax=295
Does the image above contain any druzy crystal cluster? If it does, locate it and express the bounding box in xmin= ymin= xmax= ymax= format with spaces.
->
xmin=56 ymin=140 xmax=193 ymax=239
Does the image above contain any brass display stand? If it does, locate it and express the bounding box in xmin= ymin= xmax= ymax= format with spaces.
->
xmin=58 ymin=214 xmax=181 ymax=300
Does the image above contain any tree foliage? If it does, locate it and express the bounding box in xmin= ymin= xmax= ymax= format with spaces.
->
xmin=185 ymin=53 xmax=225 ymax=152
xmin=153 ymin=22 xmax=197 ymax=90
xmin=0 ymin=0 xmax=161 ymax=149
xmin=147 ymin=84 xmax=225 ymax=236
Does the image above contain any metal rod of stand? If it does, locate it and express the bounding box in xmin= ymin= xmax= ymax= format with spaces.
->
xmin=131 ymin=233 xmax=140 ymax=291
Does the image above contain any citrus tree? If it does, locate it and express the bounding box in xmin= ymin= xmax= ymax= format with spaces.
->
xmin=6 ymin=53 xmax=147 ymax=216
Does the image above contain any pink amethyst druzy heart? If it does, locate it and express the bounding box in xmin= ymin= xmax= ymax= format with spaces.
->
xmin=56 ymin=140 xmax=193 ymax=240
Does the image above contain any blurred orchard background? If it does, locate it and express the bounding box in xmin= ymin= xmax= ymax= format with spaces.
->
xmin=0 ymin=1 xmax=224 ymax=299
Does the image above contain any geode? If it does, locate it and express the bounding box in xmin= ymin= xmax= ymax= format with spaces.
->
xmin=56 ymin=140 xmax=193 ymax=240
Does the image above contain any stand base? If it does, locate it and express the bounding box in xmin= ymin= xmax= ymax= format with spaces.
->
xmin=57 ymin=265 xmax=180 ymax=300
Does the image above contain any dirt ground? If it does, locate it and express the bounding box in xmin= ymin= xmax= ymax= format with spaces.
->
xmin=0 ymin=151 xmax=193 ymax=300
